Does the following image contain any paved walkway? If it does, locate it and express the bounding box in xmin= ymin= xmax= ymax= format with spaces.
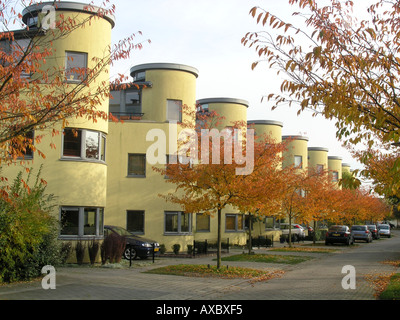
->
xmin=1 ymin=230 xmax=399 ymax=301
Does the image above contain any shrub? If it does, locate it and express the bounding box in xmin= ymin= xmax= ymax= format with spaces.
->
xmin=88 ymin=239 xmax=100 ymax=265
xmin=172 ymin=244 xmax=181 ymax=254
xmin=159 ymin=244 xmax=166 ymax=254
xmin=101 ymin=233 xmax=126 ymax=264
xmin=75 ymin=241 xmax=86 ymax=265
xmin=0 ymin=168 xmax=61 ymax=283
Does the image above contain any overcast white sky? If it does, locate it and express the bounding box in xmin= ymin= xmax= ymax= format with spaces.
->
xmin=59 ymin=0 xmax=374 ymax=171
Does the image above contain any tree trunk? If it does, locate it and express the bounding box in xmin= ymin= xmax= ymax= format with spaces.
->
xmin=248 ymin=213 xmax=253 ymax=254
xmin=217 ymin=208 xmax=222 ymax=269
xmin=288 ymin=214 xmax=292 ymax=248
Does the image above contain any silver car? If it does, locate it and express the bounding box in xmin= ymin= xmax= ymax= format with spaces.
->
xmin=351 ymin=225 xmax=372 ymax=243
xmin=377 ymin=224 xmax=391 ymax=238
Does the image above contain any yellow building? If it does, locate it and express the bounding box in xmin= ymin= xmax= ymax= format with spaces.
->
xmin=2 ymin=2 xmax=115 ymax=241
xmin=328 ymin=156 xmax=343 ymax=187
xmin=3 ymin=2 xmax=355 ymax=259
xmin=308 ymin=147 xmax=329 ymax=173
xmin=282 ymin=135 xmax=309 ymax=170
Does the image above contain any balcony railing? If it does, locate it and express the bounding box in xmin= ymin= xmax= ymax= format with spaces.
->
xmin=110 ymin=112 xmax=144 ymax=120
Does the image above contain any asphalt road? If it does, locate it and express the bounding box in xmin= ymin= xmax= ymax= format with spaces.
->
xmin=0 ymin=230 xmax=399 ymax=302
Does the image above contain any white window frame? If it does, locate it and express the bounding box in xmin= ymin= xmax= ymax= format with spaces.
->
xmin=61 ymin=128 xmax=106 ymax=162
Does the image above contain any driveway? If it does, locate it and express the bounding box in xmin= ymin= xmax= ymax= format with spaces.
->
xmin=0 ymin=230 xmax=399 ymax=301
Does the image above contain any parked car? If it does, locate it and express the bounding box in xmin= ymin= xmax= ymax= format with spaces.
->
xmin=367 ymin=224 xmax=380 ymax=240
xmin=325 ymin=225 xmax=354 ymax=245
xmin=104 ymin=225 xmax=160 ymax=260
xmin=279 ymin=223 xmax=306 ymax=241
xmin=351 ymin=225 xmax=372 ymax=243
xmin=377 ymin=224 xmax=391 ymax=238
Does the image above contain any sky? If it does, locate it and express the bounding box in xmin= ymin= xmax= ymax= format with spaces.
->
xmin=39 ymin=0 xmax=371 ymax=172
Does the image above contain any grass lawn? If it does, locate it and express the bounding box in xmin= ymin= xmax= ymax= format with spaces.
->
xmin=144 ymin=264 xmax=285 ymax=283
xmin=220 ymin=253 xmax=314 ymax=264
xmin=269 ymin=247 xmax=338 ymax=254
xmin=379 ymin=273 xmax=400 ymax=300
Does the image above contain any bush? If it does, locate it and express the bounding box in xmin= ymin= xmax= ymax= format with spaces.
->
xmin=88 ymin=239 xmax=100 ymax=265
xmin=101 ymin=233 xmax=126 ymax=264
xmin=172 ymin=244 xmax=181 ymax=254
xmin=0 ymin=168 xmax=61 ymax=283
xmin=75 ymin=241 xmax=86 ymax=265
xmin=159 ymin=244 xmax=166 ymax=254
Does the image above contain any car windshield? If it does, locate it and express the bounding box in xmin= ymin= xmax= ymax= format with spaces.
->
xmin=351 ymin=226 xmax=365 ymax=231
xmin=367 ymin=225 xmax=376 ymax=230
xmin=329 ymin=226 xmax=345 ymax=232
xmin=109 ymin=226 xmax=131 ymax=236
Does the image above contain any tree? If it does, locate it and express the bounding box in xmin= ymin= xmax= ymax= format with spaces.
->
xmin=154 ymin=106 xmax=286 ymax=268
xmin=242 ymin=0 xmax=400 ymax=196
xmin=0 ymin=0 xmax=149 ymax=181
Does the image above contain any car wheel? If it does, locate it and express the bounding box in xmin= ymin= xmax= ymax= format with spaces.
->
xmin=123 ymin=247 xmax=137 ymax=260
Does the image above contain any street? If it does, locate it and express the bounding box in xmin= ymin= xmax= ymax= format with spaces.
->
xmin=0 ymin=230 xmax=399 ymax=301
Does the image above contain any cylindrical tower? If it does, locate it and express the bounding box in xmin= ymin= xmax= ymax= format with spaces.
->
xmin=308 ymin=147 xmax=329 ymax=173
xmin=328 ymin=156 xmax=343 ymax=187
xmin=130 ymin=63 xmax=199 ymax=123
xmin=197 ymin=97 xmax=249 ymax=129
xmin=282 ymin=135 xmax=309 ymax=170
xmin=20 ymin=2 xmax=115 ymax=238
xmin=247 ymin=120 xmax=283 ymax=143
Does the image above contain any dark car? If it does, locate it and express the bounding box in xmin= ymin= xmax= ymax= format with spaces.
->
xmin=325 ymin=225 xmax=354 ymax=245
xmin=367 ymin=225 xmax=380 ymax=240
xmin=104 ymin=225 xmax=160 ymax=260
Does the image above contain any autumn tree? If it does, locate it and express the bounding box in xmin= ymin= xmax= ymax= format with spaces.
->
xmin=154 ymin=106 xmax=286 ymax=268
xmin=0 ymin=0 xmax=148 ymax=179
xmin=242 ymin=0 xmax=400 ymax=197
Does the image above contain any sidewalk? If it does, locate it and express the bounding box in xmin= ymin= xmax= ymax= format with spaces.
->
xmin=0 ymin=232 xmax=398 ymax=300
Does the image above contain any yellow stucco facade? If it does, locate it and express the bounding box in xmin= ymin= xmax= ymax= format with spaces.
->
xmin=3 ymin=2 xmax=355 ymax=259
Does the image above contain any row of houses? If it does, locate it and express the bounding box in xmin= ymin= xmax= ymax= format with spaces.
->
xmin=4 ymin=2 xmax=353 ymax=256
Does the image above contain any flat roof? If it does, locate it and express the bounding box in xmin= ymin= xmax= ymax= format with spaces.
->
xmin=247 ymin=120 xmax=283 ymax=127
xmin=308 ymin=147 xmax=329 ymax=152
xmin=197 ymin=97 xmax=249 ymax=108
xmin=282 ymin=135 xmax=309 ymax=141
xmin=22 ymin=1 xmax=116 ymax=28
xmin=130 ymin=63 xmax=199 ymax=78
xmin=328 ymin=156 xmax=343 ymax=161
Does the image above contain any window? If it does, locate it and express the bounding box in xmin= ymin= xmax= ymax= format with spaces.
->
xmin=166 ymin=99 xmax=182 ymax=122
xmin=14 ymin=130 xmax=34 ymax=159
xmin=196 ymin=213 xmax=210 ymax=232
xmin=62 ymin=128 xmax=106 ymax=162
xmin=294 ymin=155 xmax=302 ymax=168
xmin=332 ymin=171 xmax=339 ymax=182
xmin=60 ymin=207 xmax=104 ymax=238
xmin=127 ymin=210 xmax=145 ymax=234
xmin=226 ymin=214 xmax=244 ymax=232
xmin=128 ymin=154 xmax=146 ymax=177
xmin=265 ymin=217 xmax=277 ymax=229
xmin=165 ymin=211 xmax=192 ymax=234
xmin=1 ymin=38 xmax=33 ymax=77
xmin=316 ymin=164 xmax=324 ymax=173
xmin=65 ymin=51 xmax=88 ymax=82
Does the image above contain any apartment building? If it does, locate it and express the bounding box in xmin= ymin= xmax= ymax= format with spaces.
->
xmin=3 ymin=2 xmax=352 ymax=258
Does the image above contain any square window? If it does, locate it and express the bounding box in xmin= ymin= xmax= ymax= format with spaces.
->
xmin=60 ymin=207 xmax=104 ymax=238
xmin=127 ymin=210 xmax=145 ymax=234
xmin=294 ymin=155 xmax=302 ymax=168
xmin=226 ymin=214 xmax=244 ymax=232
xmin=63 ymin=129 xmax=82 ymax=157
xmin=128 ymin=154 xmax=146 ymax=176
xmin=165 ymin=211 xmax=191 ymax=234
xmin=166 ymin=99 xmax=182 ymax=122
xmin=60 ymin=208 xmax=80 ymax=236
xmin=196 ymin=213 xmax=210 ymax=232
xmin=65 ymin=51 xmax=88 ymax=82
